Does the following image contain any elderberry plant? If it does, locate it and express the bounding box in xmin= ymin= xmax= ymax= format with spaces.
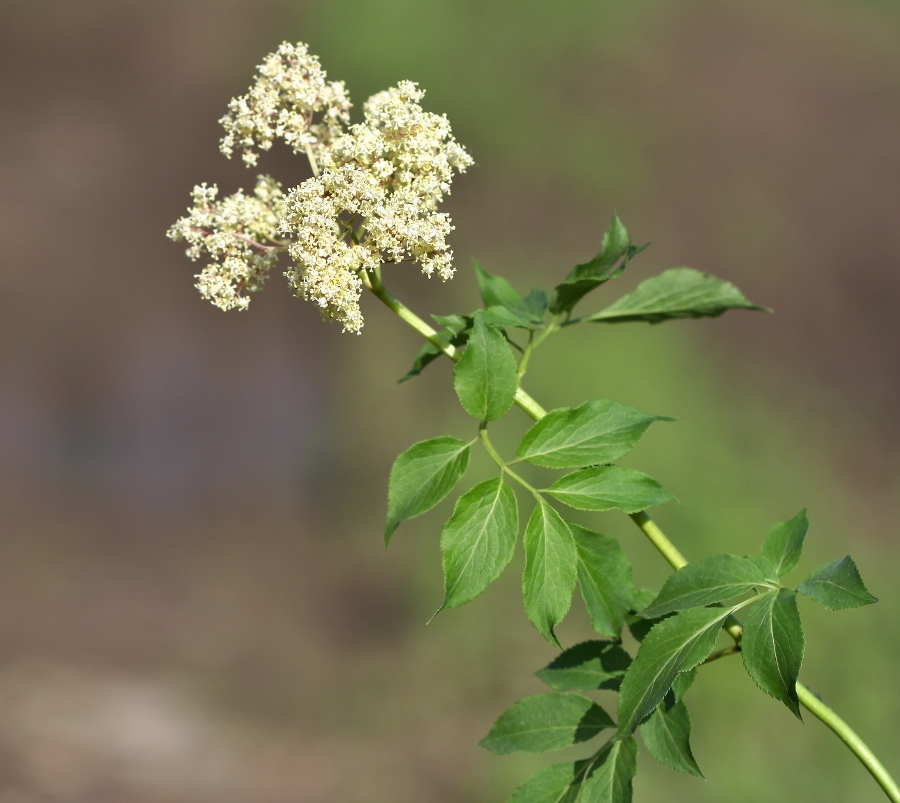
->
xmin=169 ymin=42 xmax=899 ymax=802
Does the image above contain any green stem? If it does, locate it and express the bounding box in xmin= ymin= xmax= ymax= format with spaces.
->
xmin=797 ymin=683 xmax=900 ymax=803
xmin=628 ymin=510 xmax=687 ymax=570
xmin=362 ymin=273 xmax=899 ymax=801
xmin=702 ymin=645 xmax=741 ymax=665
xmin=517 ymin=316 xmax=560 ymax=380
xmin=479 ymin=428 xmax=538 ymax=494
xmin=362 ymin=268 xmax=460 ymax=361
xmin=362 ymin=269 xmax=548 ymax=419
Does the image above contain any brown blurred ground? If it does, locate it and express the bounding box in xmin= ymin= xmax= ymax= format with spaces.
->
xmin=0 ymin=1 xmax=898 ymax=800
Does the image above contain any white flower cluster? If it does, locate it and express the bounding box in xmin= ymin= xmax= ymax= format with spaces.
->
xmin=167 ymin=175 xmax=285 ymax=311
xmin=219 ymin=42 xmax=351 ymax=168
xmin=282 ymin=81 xmax=473 ymax=332
xmin=172 ymin=44 xmax=472 ymax=332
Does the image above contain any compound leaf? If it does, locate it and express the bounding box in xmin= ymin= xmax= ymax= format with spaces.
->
xmin=639 ymin=554 xmax=769 ymax=618
xmin=517 ymin=400 xmax=665 ymax=469
xmin=480 ymin=692 xmax=614 ymax=755
xmin=385 ymin=436 xmax=470 ymax=544
xmin=523 ymin=500 xmax=578 ymax=648
xmin=588 ymin=268 xmax=767 ymax=324
xmin=760 ymin=509 xmax=808 ymax=577
xmin=798 ymin=556 xmax=878 ymax=610
xmin=440 ymin=478 xmax=518 ymax=610
xmin=617 ymin=605 xmax=736 ymax=735
xmin=549 ymin=214 xmax=640 ymax=315
xmin=547 ymin=466 xmax=676 ymax=514
xmin=571 ymin=524 xmax=635 ymax=638
xmin=536 ymin=640 xmax=632 ymax=692
xmin=641 ymin=700 xmax=703 ymax=778
xmin=741 ymin=589 xmax=805 ymax=718
xmin=453 ymin=311 xmax=518 ymax=421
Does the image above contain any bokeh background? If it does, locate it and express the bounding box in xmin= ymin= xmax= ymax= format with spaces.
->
xmin=1 ymin=0 xmax=898 ymax=800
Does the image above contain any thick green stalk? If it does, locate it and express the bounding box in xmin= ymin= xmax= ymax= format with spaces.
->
xmin=797 ymin=683 xmax=900 ymax=802
xmin=363 ymin=273 xmax=899 ymax=801
xmin=628 ymin=510 xmax=688 ymax=570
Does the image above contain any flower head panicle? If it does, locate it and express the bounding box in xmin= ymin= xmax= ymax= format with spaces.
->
xmin=279 ymin=175 xmax=376 ymax=333
xmin=280 ymin=80 xmax=473 ymax=332
xmin=219 ymin=42 xmax=351 ymax=168
xmin=173 ymin=44 xmax=472 ymax=332
xmin=167 ymin=175 xmax=286 ymax=311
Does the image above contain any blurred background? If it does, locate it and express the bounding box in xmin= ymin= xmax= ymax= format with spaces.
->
xmin=0 ymin=0 xmax=898 ymax=800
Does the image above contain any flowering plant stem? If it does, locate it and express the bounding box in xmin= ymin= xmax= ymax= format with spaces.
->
xmin=175 ymin=42 xmax=896 ymax=801
xmin=362 ymin=266 xmax=900 ymax=803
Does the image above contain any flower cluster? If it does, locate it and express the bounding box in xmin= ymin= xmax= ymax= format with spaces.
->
xmin=167 ymin=175 xmax=285 ymax=311
xmin=219 ymin=42 xmax=351 ymax=168
xmin=173 ymin=44 xmax=471 ymax=332
xmin=282 ymin=81 xmax=473 ymax=332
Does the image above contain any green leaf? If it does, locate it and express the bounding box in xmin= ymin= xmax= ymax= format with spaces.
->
xmin=570 ymin=525 xmax=635 ymax=638
xmin=670 ymin=668 xmax=697 ymax=703
xmin=641 ymin=700 xmax=703 ymax=778
xmin=547 ymin=466 xmax=676 ymax=514
xmin=482 ymin=305 xmax=535 ymax=329
xmin=639 ymin=554 xmax=769 ymax=618
xmin=523 ymin=500 xmax=578 ymax=648
xmin=508 ymin=762 xmax=583 ymax=803
xmin=536 ymin=640 xmax=632 ymax=692
xmin=474 ymin=261 xmax=547 ymax=325
xmin=588 ymin=268 xmax=768 ymax=324
xmin=549 ymin=214 xmax=641 ymax=315
xmin=475 ymin=260 xmax=523 ymax=307
xmin=523 ymin=288 xmax=549 ymax=320
xmin=453 ymin=311 xmax=518 ymax=421
xmin=507 ymin=737 xmax=639 ymax=803
xmin=517 ymin=400 xmax=665 ymax=469
xmin=617 ymin=605 xmax=737 ymax=735
xmin=440 ymin=478 xmax=518 ymax=610
xmin=625 ymin=589 xmax=662 ymax=642
xmin=751 ymin=555 xmax=779 ymax=583
xmin=760 ymin=509 xmax=808 ymax=577
xmin=578 ymin=737 xmax=639 ymax=803
xmin=798 ymin=556 xmax=878 ymax=610
xmin=398 ymin=314 xmax=471 ymax=383
xmin=432 ymin=313 xmax=472 ymax=330
xmin=741 ymin=589 xmax=805 ymax=718
xmin=479 ymin=692 xmax=614 ymax=755
xmin=385 ymin=437 xmax=470 ymax=544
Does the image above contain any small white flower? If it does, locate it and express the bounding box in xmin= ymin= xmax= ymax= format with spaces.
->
xmin=167 ymin=175 xmax=286 ymax=311
xmin=219 ymin=42 xmax=351 ymax=168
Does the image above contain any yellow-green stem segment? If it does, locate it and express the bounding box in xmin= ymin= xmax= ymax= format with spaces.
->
xmin=363 ymin=271 xmax=899 ymax=801
xmin=797 ymin=683 xmax=900 ymax=802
